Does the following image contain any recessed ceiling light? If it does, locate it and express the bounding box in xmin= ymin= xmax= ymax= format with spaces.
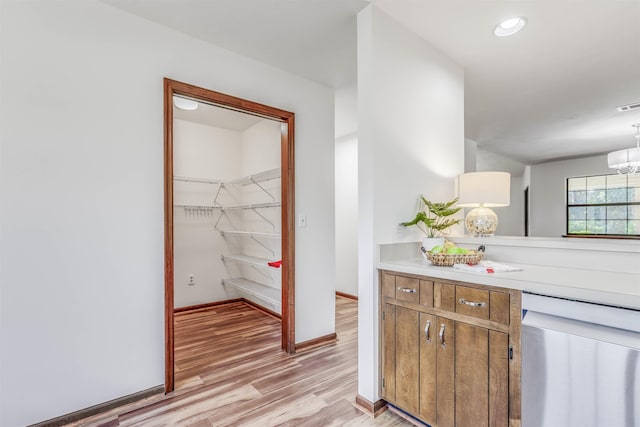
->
xmin=617 ymin=102 xmax=640 ymax=113
xmin=494 ymin=16 xmax=527 ymax=37
xmin=174 ymin=97 xmax=199 ymax=111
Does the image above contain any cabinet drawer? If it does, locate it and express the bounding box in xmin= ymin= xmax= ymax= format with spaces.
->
xmin=382 ymin=272 xmax=396 ymax=298
xmin=434 ymin=282 xmax=455 ymax=312
xmin=490 ymin=291 xmax=510 ymax=325
xmin=456 ymin=286 xmax=490 ymax=320
xmin=419 ymin=280 xmax=434 ymax=307
xmin=395 ymin=276 xmax=419 ymax=303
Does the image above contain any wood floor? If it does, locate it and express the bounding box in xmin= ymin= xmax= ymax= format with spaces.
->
xmin=65 ymin=297 xmax=414 ymax=426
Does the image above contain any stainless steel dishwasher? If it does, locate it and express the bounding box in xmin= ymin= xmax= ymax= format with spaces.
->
xmin=522 ymin=292 xmax=640 ymax=427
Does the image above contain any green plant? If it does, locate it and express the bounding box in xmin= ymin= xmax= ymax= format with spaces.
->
xmin=401 ymin=196 xmax=462 ymax=238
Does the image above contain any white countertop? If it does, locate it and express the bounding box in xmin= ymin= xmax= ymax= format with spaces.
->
xmin=378 ymin=258 xmax=640 ymax=310
xmin=377 ymin=239 xmax=640 ymax=310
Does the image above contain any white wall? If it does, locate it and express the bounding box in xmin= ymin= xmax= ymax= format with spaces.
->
xmin=476 ymin=148 xmax=527 ymax=236
xmin=492 ymin=175 xmax=524 ymax=236
xmin=240 ymin=120 xmax=281 ymax=176
xmin=235 ymin=120 xmax=282 ymax=311
xmin=530 ymin=154 xmax=610 ymax=237
xmin=464 ymin=138 xmax=477 ymax=173
xmin=239 ymin=120 xmax=282 ymax=253
xmin=476 ymin=147 xmax=527 ymax=177
xmin=357 ymin=5 xmax=464 ymax=403
xmin=335 ymin=135 xmax=359 ymax=296
xmin=335 ymin=82 xmax=358 ymax=139
xmin=173 ymin=119 xmax=241 ymax=308
xmin=0 ymin=2 xmax=335 ymax=425
xmin=335 ymin=83 xmax=359 ymax=297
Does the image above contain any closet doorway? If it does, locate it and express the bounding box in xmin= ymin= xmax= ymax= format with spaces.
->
xmin=163 ymin=78 xmax=295 ymax=393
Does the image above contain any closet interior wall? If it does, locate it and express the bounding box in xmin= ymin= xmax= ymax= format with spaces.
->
xmin=173 ymin=113 xmax=282 ymax=315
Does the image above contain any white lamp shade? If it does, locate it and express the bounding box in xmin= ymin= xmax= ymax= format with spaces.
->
xmin=457 ymin=171 xmax=511 ymax=207
xmin=608 ymin=147 xmax=640 ymax=169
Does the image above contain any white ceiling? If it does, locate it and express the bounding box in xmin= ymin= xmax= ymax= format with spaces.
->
xmin=173 ymin=96 xmax=265 ymax=131
xmin=104 ymin=0 xmax=366 ymax=88
xmin=375 ymin=1 xmax=640 ymax=164
xmin=105 ymin=0 xmax=640 ymax=165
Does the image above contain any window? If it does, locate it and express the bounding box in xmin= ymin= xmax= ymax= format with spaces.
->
xmin=567 ymin=174 xmax=640 ymax=236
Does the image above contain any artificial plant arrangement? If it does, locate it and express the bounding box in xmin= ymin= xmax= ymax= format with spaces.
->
xmin=401 ymin=196 xmax=462 ymax=238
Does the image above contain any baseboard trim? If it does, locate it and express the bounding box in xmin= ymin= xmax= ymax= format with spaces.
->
xmin=242 ymin=299 xmax=282 ymax=319
xmin=354 ymin=395 xmax=388 ymax=417
xmin=336 ymin=291 xmax=358 ymax=301
xmin=28 ymin=385 xmax=164 ymax=427
xmin=174 ymin=298 xmax=243 ymax=314
xmin=174 ymin=299 xmax=281 ymax=320
xmin=294 ymin=332 xmax=337 ymax=352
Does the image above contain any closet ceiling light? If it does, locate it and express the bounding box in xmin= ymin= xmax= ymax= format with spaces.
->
xmin=174 ymin=97 xmax=199 ymax=111
xmin=494 ymin=16 xmax=527 ymax=37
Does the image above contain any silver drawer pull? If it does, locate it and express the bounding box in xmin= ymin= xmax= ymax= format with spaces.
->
xmin=424 ymin=320 xmax=431 ymax=343
xmin=439 ymin=324 xmax=446 ymax=347
xmin=459 ymin=298 xmax=486 ymax=308
xmin=399 ymin=288 xmax=416 ymax=293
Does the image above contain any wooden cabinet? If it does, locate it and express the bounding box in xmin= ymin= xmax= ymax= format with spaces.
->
xmin=380 ymin=271 xmax=521 ymax=427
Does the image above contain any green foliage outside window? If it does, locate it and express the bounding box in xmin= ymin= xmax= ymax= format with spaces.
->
xmin=566 ymin=174 xmax=639 ymax=236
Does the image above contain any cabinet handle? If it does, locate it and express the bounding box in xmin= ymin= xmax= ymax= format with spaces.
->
xmin=424 ymin=320 xmax=431 ymax=343
xmin=439 ymin=324 xmax=446 ymax=347
xmin=399 ymin=288 xmax=416 ymax=293
xmin=459 ymin=298 xmax=486 ymax=308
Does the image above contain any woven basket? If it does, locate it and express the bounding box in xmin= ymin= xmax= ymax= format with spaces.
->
xmin=425 ymin=251 xmax=483 ymax=267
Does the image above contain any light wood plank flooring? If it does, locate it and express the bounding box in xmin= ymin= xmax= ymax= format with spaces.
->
xmin=65 ymin=297 xmax=414 ymax=426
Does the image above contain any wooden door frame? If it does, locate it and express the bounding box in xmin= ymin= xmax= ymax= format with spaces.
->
xmin=163 ymin=78 xmax=295 ymax=393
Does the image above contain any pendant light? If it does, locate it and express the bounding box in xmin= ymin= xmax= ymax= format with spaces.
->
xmin=608 ymin=123 xmax=640 ymax=174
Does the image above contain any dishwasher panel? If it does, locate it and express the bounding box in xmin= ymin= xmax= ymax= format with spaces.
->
xmin=522 ymin=311 xmax=640 ymax=427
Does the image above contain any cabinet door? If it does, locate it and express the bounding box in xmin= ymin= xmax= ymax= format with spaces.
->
xmin=395 ymin=306 xmax=419 ymax=415
xmin=488 ymin=330 xmax=509 ymax=427
xmin=455 ymin=322 xmax=489 ymax=427
xmin=419 ymin=313 xmax=437 ymax=426
xmin=436 ymin=317 xmax=455 ymax=427
xmin=381 ymin=303 xmax=396 ymax=401
xmin=455 ymin=323 xmax=510 ymax=427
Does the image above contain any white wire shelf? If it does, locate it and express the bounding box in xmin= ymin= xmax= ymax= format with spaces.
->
xmin=213 ymin=168 xmax=281 ymax=204
xmin=220 ymin=231 xmax=281 ymax=239
xmin=221 ymin=278 xmax=281 ymax=310
xmin=173 ymin=176 xmax=221 ymax=184
xmin=174 ymin=204 xmax=220 ymax=210
xmin=220 ymin=254 xmax=281 ymax=269
xmin=227 ymin=168 xmax=280 ymax=186
xmin=221 ymin=201 xmax=281 ymax=211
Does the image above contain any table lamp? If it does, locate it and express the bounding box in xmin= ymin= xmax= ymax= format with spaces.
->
xmin=456 ymin=171 xmax=510 ymax=236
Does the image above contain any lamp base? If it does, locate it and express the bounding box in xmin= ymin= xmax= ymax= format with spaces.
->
xmin=465 ymin=207 xmax=498 ymax=236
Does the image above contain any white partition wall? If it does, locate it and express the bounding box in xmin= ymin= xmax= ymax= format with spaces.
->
xmin=356 ymin=5 xmax=464 ymax=404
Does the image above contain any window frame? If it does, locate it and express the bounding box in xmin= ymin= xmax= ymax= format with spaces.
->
xmin=566 ymin=173 xmax=640 ymax=237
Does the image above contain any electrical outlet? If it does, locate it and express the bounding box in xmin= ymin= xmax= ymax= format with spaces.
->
xmin=188 ymin=274 xmax=195 ymax=286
